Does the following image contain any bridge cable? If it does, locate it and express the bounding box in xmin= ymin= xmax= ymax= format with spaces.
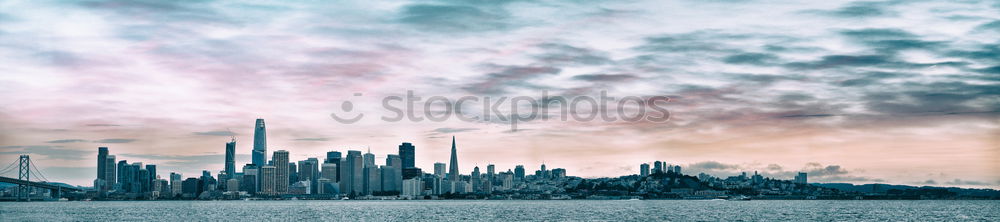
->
xmin=0 ymin=159 xmax=18 ymax=176
xmin=28 ymin=158 xmax=50 ymax=182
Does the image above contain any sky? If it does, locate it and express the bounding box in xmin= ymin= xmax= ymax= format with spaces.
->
xmin=0 ymin=0 xmax=997 ymax=188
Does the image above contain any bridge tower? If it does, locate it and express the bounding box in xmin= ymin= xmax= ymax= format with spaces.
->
xmin=17 ymin=155 xmax=30 ymax=201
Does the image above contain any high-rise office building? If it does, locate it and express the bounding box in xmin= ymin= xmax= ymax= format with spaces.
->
xmin=299 ymin=159 xmax=318 ymax=182
xmin=225 ymin=139 xmax=236 ymax=177
xmin=104 ymin=154 xmax=116 ymax=191
xmin=301 ymin=158 xmax=320 ymax=194
xmin=514 ymin=165 xmax=525 ymax=181
xmin=147 ymin=164 xmax=157 ymax=179
xmin=552 ymin=168 xmax=566 ymax=179
xmin=380 ymin=165 xmax=398 ymax=192
xmin=640 ymin=163 xmax=650 ymax=177
xmin=398 ymin=142 xmax=415 ymax=169
xmin=471 ymin=166 xmax=481 ymax=192
xmin=96 ymin=147 xmax=115 ymax=192
xmin=272 ymin=150 xmax=289 ymax=194
xmin=97 ymin=147 xmax=108 ymax=181
xmin=181 ymin=178 xmax=200 ymax=198
xmin=321 ymin=163 xmax=338 ymax=181
xmin=363 ymin=149 xmax=375 ymax=168
xmin=116 ymin=160 xmax=128 ymax=191
xmin=673 ymin=165 xmax=681 ymax=174
xmin=364 ymin=165 xmax=380 ymax=195
xmin=486 ymin=164 xmax=495 ymax=182
xmin=794 ymin=172 xmax=808 ymax=184
xmin=386 ymin=154 xmax=402 ymax=192
xmin=434 ymin=162 xmax=446 ymax=178
xmin=170 ymin=172 xmax=182 ymax=197
xmin=242 ymin=164 xmax=258 ymax=194
xmin=288 ymin=162 xmax=298 ymax=185
xmin=138 ymin=168 xmax=150 ymax=193
xmin=448 ymin=136 xmax=459 ymax=181
xmin=252 ymin=118 xmax=267 ymax=168
xmin=341 ymin=150 xmax=363 ymax=196
xmin=326 ymin=151 xmax=342 ymax=163
xmin=653 ymin=161 xmax=662 ymax=173
xmin=325 ymin=151 xmax=342 ymax=182
xmin=261 ymin=165 xmax=276 ymax=195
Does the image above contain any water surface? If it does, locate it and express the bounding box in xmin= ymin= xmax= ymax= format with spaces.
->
xmin=1 ymin=200 xmax=997 ymax=221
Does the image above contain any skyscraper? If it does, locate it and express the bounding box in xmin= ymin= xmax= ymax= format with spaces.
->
xmin=363 ymin=149 xmax=375 ymax=168
xmin=273 ymin=150 xmax=289 ymax=194
xmin=169 ymin=172 xmax=182 ymax=197
xmin=364 ymin=165 xmax=380 ymax=195
xmin=341 ymin=150 xmax=363 ymax=196
xmin=386 ymin=154 xmax=402 ymax=192
xmin=448 ymin=136 xmax=459 ymax=181
xmin=434 ymin=162 xmax=446 ymax=178
xmin=514 ymin=165 xmax=525 ymax=181
xmin=224 ymin=138 xmax=236 ymax=177
xmin=398 ymin=142 xmax=415 ymax=169
xmin=261 ymin=165 xmax=276 ymax=195
xmin=794 ymin=172 xmax=808 ymax=184
xmin=380 ymin=165 xmax=398 ymax=193
xmin=640 ymin=163 xmax=650 ymax=177
xmin=146 ymin=164 xmax=157 ymax=189
xmin=96 ymin=147 xmax=115 ymax=192
xmin=321 ymin=163 xmax=338 ymax=181
xmin=252 ymin=118 xmax=267 ymax=168
xmin=104 ymin=155 xmax=116 ymax=191
xmin=242 ymin=164 xmax=258 ymax=194
xmin=325 ymin=151 xmax=342 ymax=182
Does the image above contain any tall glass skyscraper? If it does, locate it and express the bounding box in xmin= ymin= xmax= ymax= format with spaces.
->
xmin=96 ymin=147 xmax=114 ymax=192
xmin=224 ymin=139 xmax=236 ymax=177
xmin=398 ymin=142 xmax=415 ymax=169
xmin=252 ymin=119 xmax=267 ymax=168
xmin=448 ymin=136 xmax=459 ymax=181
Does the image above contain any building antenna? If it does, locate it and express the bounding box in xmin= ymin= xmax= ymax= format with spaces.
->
xmin=227 ymin=127 xmax=237 ymax=142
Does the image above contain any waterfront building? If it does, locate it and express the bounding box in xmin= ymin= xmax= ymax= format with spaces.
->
xmin=252 ymin=119 xmax=267 ymax=168
xmin=273 ymin=150 xmax=290 ymax=194
xmin=640 ymin=163 xmax=650 ymax=177
xmin=448 ymin=136 xmax=459 ymax=181
xmin=225 ymin=139 xmax=236 ymax=178
xmin=795 ymin=172 xmax=808 ymax=184
xmin=261 ymin=165 xmax=276 ymax=195
xmin=398 ymin=142 xmax=415 ymax=169
xmin=514 ymin=165 xmax=525 ymax=181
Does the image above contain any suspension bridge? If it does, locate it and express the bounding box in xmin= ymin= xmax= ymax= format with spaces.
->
xmin=0 ymin=155 xmax=83 ymax=201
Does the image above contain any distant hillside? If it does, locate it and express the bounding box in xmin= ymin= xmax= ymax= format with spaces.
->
xmin=814 ymin=183 xmax=1000 ymax=198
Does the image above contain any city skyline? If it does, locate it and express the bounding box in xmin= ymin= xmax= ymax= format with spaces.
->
xmin=1 ymin=0 xmax=998 ymax=189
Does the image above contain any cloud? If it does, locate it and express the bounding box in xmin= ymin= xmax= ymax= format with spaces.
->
xmin=85 ymin=124 xmax=121 ymax=127
xmin=462 ymin=65 xmax=561 ymax=94
xmin=432 ymin=127 xmax=479 ymax=134
xmin=193 ymin=131 xmax=237 ymax=136
xmin=974 ymin=20 xmax=1000 ymax=32
xmin=396 ymin=4 xmax=513 ymax=33
xmin=94 ymin=139 xmax=137 ymax=143
xmin=45 ymin=139 xmax=87 ymax=143
xmin=294 ymin=138 xmax=330 ymax=141
xmin=722 ymin=53 xmax=780 ymax=65
xmin=688 ymin=161 xmax=740 ymax=170
xmin=572 ymin=74 xmax=638 ymax=82
xmin=945 ymin=179 xmax=992 ymax=186
xmin=533 ymin=43 xmax=613 ymax=66
xmin=809 ymin=1 xmax=898 ymax=18
xmin=0 ymin=145 xmax=89 ymax=160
